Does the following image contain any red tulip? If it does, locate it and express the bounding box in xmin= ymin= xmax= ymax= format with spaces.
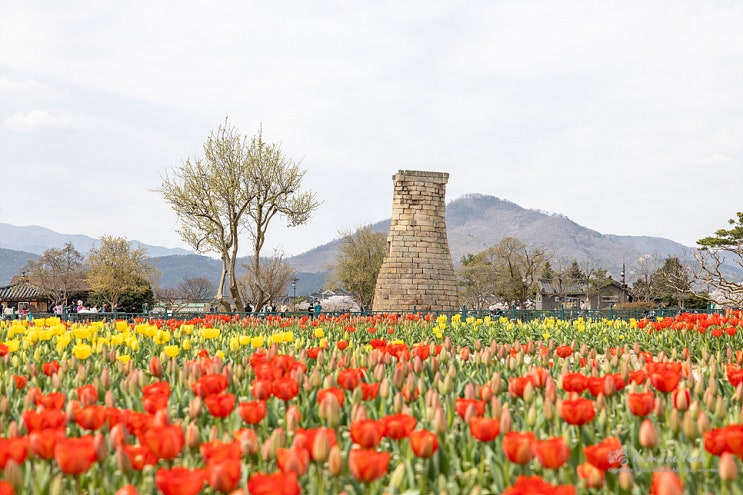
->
xmin=192 ymin=373 xmax=229 ymax=398
xmin=469 ymin=417 xmax=500 ymax=442
xmin=247 ymin=471 xmax=301 ymax=495
xmin=336 ymin=368 xmax=364 ymax=390
xmin=628 ymin=369 xmax=647 ymax=385
xmin=584 ymin=436 xmax=624 ymax=471
xmin=508 ymin=375 xmax=536 ymax=398
xmin=408 ymin=429 xmax=438 ymax=458
xmin=238 ymin=400 xmax=267 ymax=424
xmin=12 ymin=375 xmax=27 ymax=390
xmin=77 ymin=384 xmax=98 ymax=406
xmin=577 ymin=462 xmax=605 ymax=489
xmin=54 ymin=436 xmax=97 ymax=475
xmin=0 ymin=436 xmax=29 ymax=469
xmin=382 ymin=413 xmax=416 ymax=440
xmin=502 ymin=431 xmax=535 ymax=464
xmin=272 ymin=377 xmax=299 ymax=402
xmin=41 ymin=360 xmax=60 ymax=377
xmin=0 ymin=481 xmax=14 ymax=495
xmin=317 ymin=387 xmax=345 ymax=407
xmin=292 ymin=427 xmax=337 ymax=460
xmin=154 ymin=466 xmax=206 ymax=495
xmin=533 ymin=436 xmax=570 ymax=469
xmin=348 ymin=448 xmax=391 ymax=483
xmin=555 ymin=345 xmax=572 ymax=358
xmin=204 ymin=393 xmax=237 ymax=418
xmin=251 ymin=379 xmax=273 ymax=400
xmin=560 ymin=397 xmax=595 ymax=425
xmin=121 ymin=445 xmax=157 ymax=471
xmin=140 ymin=424 xmax=184 ymax=460
xmin=359 ymin=382 xmax=380 ymax=400
xmin=647 ymin=362 xmax=682 ymax=393
xmin=350 ymin=419 xmax=385 ymax=449
xmin=455 ymin=398 xmax=486 ymax=419
xmin=206 ymin=457 xmax=241 ymax=493
xmin=502 ymin=475 xmax=576 ymax=495
xmin=74 ymin=405 xmax=107 ymax=431
xmin=115 ymin=485 xmax=139 ymax=495
xmin=35 ymin=392 xmax=66 ymax=410
xmin=29 ymin=428 xmax=66 ymax=460
xmin=22 ymin=409 xmax=66 ymax=432
xmin=561 ymin=372 xmax=589 ymax=394
xmin=650 ymin=469 xmax=684 ymax=495
xmin=277 ymin=447 xmax=311 ymax=475
xmin=200 ymin=439 xmax=242 ymax=464
xmin=627 ymin=391 xmax=655 ymax=417
xmin=124 ymin=411 xmax=153 ymax=437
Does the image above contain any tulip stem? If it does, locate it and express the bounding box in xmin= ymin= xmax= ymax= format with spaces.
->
xmin=419 ymin=459 xmax=428 ymax=495
xmin=478 ymin=443 xmax=486 ymax=487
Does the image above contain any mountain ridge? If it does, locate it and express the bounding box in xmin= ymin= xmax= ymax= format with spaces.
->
xmin=1 ymin=194 xmax=702 ymax=291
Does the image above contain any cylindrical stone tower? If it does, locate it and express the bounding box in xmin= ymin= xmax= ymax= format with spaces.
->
xmin=372 ymin=170 xmax=459 ymax=312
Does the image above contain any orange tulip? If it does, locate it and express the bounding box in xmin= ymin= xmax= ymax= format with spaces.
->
xmin=22 ymin=409 xmax=66 ymax=432
xmin=348 ymin=448 xmax=391 ymax=483
xmin=584 ymin=436 xmax=624 ymax=471
xmin=408 ymin=429 xmax=438 ymax=458
xmin=649 ymin=469 xmax=684 ymax=495
xmin=350 ymin=419 xmax=385 ymax=449
xmin=382 ymin=413 xmax=417 ymax=440
xmin=647 ymin=362 xmax=682 ymax=393
xmin=318 ymin=387 xmax=345 ymax=407
xmin=238 ymin=400 xmax=267 ymax=425
xmin=455 ymin=398 xmax=486 ymax=419
xmin=74 ymin=405 xmax=107 ymax=431
xmin=0 ymin=436 xmax=29 ymax=469
xmin=121 ymin=445 xmax=157 ymax=471
xmin=502 ymin=431 xmax=535 ymax=464
xmin=276 ymin=447 xmax=310 ymax=476
xmin=560 ymin=397 xmax=595 ymax=425
xmin=627 ymin=391 xmax=655 ymax=417
xmin=469 ymin=417 xmax=500 ymax=442
xmin=77 ymin=384 xmax=98 ymax=406
xmin=140 ymin=423 xmax=184 ymax=461
xmin=204 ymin=393 xmax=236 ymax=418
xmin=561 ymin=372 xmax=588 ymax=394
xmin=206 ymin=457 xmax=241 ymax=493
xmin=272 ymin=377 xmax=300 ymax=402
xmin=154 ymin=467 xmax=206 ymax=495
xmin=199 ymin=439 xmax=242 ymax=464
xmin=191 ymin=373 xmax=228 ymax=398
xmin=577 ymin=462 xmax=605 ymax=489
xmin=502 ymin=475 xmax=576 ymax=495
xmin=247 ymin=471 xmax=301 ymax=495
xmin=54 ymin=436 xmax=97 ymax=475
xmin=336 ymin=368 xmax=364 ymax=390
xmin=29 ymin=428 xmax=66 ymax=460
xmin=533 ymin=436 xmax=570 ymax=469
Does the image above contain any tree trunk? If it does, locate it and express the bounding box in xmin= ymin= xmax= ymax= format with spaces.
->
xmin=216 ymin=255 xmax=231 ymax=311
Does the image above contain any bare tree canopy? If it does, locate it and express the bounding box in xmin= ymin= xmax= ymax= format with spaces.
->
xmin=330 ymin=225 xmax=386 ymax=309
xmin=240 ymin=249 xmax=295 ymax=311
xmin=86 ymin=236 xmax=157 ymax=308
xmin=695 ymin=212 xmax=743 ymax=305
xmin=21 ymin=242 xmax=86 ymax=304
xmin=178 ymin=277 xmax=217 ymax=302
xmin=159 ymin=119 xmax=319 ymax=311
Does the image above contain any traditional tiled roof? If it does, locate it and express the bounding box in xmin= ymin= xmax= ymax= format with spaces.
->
xmin=0 ymin=282 xmax=48 ymax=302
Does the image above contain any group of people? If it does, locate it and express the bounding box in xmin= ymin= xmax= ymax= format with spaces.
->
xmin=243 ymin=301 xmax=289 ymax=315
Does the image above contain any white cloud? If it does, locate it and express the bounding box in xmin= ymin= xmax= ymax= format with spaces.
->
xmin=4 ymin=110 xmax=94 ymax=132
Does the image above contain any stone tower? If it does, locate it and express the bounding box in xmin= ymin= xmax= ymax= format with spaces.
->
xmin=372 ymin=170 xmax=459 ymax=312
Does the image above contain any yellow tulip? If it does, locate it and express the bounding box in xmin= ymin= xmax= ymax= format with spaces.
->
xmin=251 ymin=336 xmax=265 ymax=348
xmin=117 ymin=354 xmax=131 ymax=365
xmin=314 ymin=328 xmax=325 ymax=339
xmin=73 ymin=343 xmax=92 ymax=360
xmin=202 ymin=327 xmax=220 ymax=339
xmin=164 ymin=345 xmax=179 ymax=358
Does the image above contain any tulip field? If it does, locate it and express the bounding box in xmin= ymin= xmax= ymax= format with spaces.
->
xmin=2 ymin=311 xmax=743 ymax=494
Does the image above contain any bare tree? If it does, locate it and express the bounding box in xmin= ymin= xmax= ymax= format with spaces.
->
xmin=695 ymin=212 xmax=743 ymax=305
xmin=159 ymin=119 xmax=319 ymax=311
xmin=178 ymin=276 xmax=216 ymax=302
xmin=21 ymin=242 xmax=86 ymax=304
xmin=239 ymin=249 xmax=296 ymax=311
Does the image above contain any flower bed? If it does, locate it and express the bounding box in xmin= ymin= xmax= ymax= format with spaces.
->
xmin=1 ymin=312 xmax=743 ymax=494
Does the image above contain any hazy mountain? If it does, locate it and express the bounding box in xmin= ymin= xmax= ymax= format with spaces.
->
xmin=0 ymin=194 xmax=707 ymax=291
xmin=0 ymin=223 xmax=192 ymax=258
xmin=0 ymin=248 xmax=38 ymax=286
xmin=288 ymin=194 xmax=695 ymax=280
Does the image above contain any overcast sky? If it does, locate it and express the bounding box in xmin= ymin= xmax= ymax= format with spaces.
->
xmin=1 ymin=1 xmax=741 ymax=258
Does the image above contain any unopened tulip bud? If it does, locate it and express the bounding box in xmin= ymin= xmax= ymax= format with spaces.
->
xmin=393 ymin=392 xmax=404 ymax=414
xmin=412 ymin=356 xmax=423 ymax=374
xmin=3 ymin=459 xmax=22 ymax=493
xmin=389 ymin=462 xmax=406 ymax=490
xmin=523 ymin=382 xmax=535 ymax=404
xmin=433 ymin=407 xmax=448 ymax=435
xmin=597 ymin=409 xmax=608 ymax=428
xmin=310 ymin=368 xmax=322 ymax=388
xmin=715 ymin=396 xmax=727 ymax=419
xmin=500 ymin=408 xmax=512 ymax=434
xmin=286 ymin=405 xmax=301 ymax=433
xmin=618 ymin=468 xmax=634 ymax=491
xmin=673 ymin=388 xmax=690 ymax=411
xmin=1 ymin=396 xmax=10 ymax=415
xmin=186 ymin=423 xmax=201 ymax=449
xmin=101 ymin=367 xmax=111 ymax=389
xmin=189 ymin=397 xmax=202 ymax=420
xmin=683 ymin=412 xmax=697 ymax=439
xmin=329 ymin=445 xmax=343 ymax=476
xmin=720 ymin=452 xmax=738 ymax=481
xmin=261 ymin=439 xmax=274 ymax=461
xmin=115 ymin=447 xmax=132 ymax=473
xmin=669 ymin=409 xmax=681 ymax=434
xmin=392 ymin=367 xmax=405 ymax=390
xmin=464 ymin=382 xmax=475 ymax=400
xmin=544 ymin=398 xmax=554 ymax=421
xmin=596 ymin=394 xmax=606 ymax=412
xmin=640 ymin=419 xmax=658 ymax=449
xmin=653 ymin=397 xmax=664 ymax=417
xmin=438 ymin=375 xmax=453 ymax=395
xmin=736 ymin=383 xmax=743 ymax=402
xmin=380 ymin=378 xmax=391 ymax=399
xmin=526 ymin=404 xmax=537 ymax=427
xmin=312 ymin=429 xmax=331 ymax=462
xmin=94 ymin=433 xmax=108 ymax=463
xmin=697 ymin=411 xmax=710 ymax=434
xmin=52 ymin=372 xmax=62 ymax=389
